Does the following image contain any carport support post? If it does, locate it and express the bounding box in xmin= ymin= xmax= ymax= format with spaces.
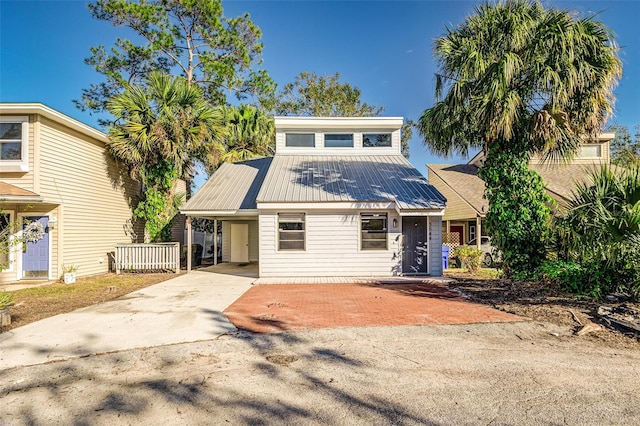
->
xmin=476 ymin=216 xmax=482 ymax=250
xmin=214 ymin=219 xmax=218 ymax=266
xmin=186 ymin=216 xmax=192 ymax=273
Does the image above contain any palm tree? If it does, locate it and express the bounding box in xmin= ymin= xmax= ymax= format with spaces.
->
xmin=418 ymin=0 xmax=621 ymax=275
xmin=107 ymin=72 xmax=225 ymax=182
xmin=558 ymin=165 xmax=640 ymax=296
xmin=215 ymin=104 xmax=274 ymax=169
xmin=107 ymin=72 xmax=225 ymax=241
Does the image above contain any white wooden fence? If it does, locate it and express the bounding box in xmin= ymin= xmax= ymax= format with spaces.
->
xmin=115 ymin=242 xmax=180 ymax=274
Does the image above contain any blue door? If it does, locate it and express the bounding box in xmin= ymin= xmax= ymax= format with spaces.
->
xmin=22 ymin=216 xmax=49 ymax=278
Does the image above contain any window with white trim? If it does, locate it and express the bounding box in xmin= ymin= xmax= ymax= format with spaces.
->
xmin=278 ymin=213 xmax=305 ymax=250
xmin=362 ymin=133 xmax=391 ymax=148
xmin=324 ymin=134 xmax=353 ymax=148
xmin=0 ymin=116 xmax=29 ymax=172
xmin=285 ymin=133 xmax=315 ymax=147
xmin=578 ymin=144 xmax=602 ymax=158
xmin=361 ymin=213 xmax=387 ymax=250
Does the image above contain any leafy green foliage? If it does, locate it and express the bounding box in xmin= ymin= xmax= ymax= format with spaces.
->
xmin=273 ymin=71 xmax=411 ymax=158
xmin=479 ymin=150 xmax=553 ymax=276
xmin=132 ymin=160 xmax=183 ymax=242
xmin=273 ymin=72 xmax=383 ymax=117
xmin=78 ymin=0 xmax=274 ymax=118
xmin=537 ymin=260 xmax=585 ymax=293
xmin=107 ymin=72 xmax=220 ymax=241
xmin=0 ymin=291 xmax=14 ymax=310
xmin=214 ymin=104 xmax=275 ymax=170
xmin=453 ymin=245 xmax=483 ymax=273
xmin=609 ymin=124 xmax=640 ymax=168
xmin=418 ymin=0 xmax=620 ymax=278
xmin=556 ymin=165 xmax=640 ymax=298
xmin=1 ymin=210 xmax=43 ymax=273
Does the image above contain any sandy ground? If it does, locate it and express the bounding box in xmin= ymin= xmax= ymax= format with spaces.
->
xmin=1 ymin=321 xmax=639 ymax=425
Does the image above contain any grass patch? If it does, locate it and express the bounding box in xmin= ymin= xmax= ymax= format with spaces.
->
xmin=445 ymin=267 xmax=500 ymax=279
xmin=1 ymin=272 xmax=178 ymax=332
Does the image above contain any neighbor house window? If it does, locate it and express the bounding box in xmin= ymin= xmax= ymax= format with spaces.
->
xmin=285 ymin=133 xmax=315 ymax=147
xmin=578 ymin=144 xmax=602 ymax=158
xmin=278 ymin=213 xmax=305 ymax=250
xmin=0 ymin=116 xmax=29 ymax=172
xmin=324 ymin=134 xmax=353 ymax=148
xmin=361 ymin=213 xmax=387 ymax=250
xmin=362 ymin=133 xmax=392 ymax=148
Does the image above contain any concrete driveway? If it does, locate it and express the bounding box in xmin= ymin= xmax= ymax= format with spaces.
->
xmin=0 ymin=264 xmax=256 ymax=370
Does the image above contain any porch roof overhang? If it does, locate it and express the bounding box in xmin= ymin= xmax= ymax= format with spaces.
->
xmin=396 ymin=208 xmax=445 ymax=217
xmin=0 ymin=182 xmax=44 ymax=203
xmin=182 ymin=209 xmax=258 ymax=219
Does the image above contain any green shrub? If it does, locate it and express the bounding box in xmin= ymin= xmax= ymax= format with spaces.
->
xmin=0 ymin=291 xmax=15 ymax=309
xmin=453 ymin=245 xmax=483 ymax=273
xmin=537 ymin=259 xmax=640 ymax=300
xmin=537 ymin=260 xmax=585 ymax=293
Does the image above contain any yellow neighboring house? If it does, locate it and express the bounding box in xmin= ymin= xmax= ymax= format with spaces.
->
xmin=0 ymin=103 xmax=147 ymax=284
xmin=427 ymin=133 xmax=615 ymax=251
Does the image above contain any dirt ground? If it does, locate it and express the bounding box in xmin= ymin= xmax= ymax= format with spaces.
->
xmin=445 ymin=272 xmax=640 ymax=351
xmin=1 ymin=321 xmax=639 ymax=425
xmin=1 ymin=273 xmax=640 ymax=425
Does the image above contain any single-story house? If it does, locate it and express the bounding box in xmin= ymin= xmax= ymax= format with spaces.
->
xmin=0 ymin=103 xmax=184 ymax=283
xmin=182 ymin=117 xmax=447 ymax=277
xmin=427 ymin=133 xmax=615 ymax=249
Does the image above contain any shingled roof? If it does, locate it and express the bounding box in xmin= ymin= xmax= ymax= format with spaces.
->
xmin=0 ymin=182 xmax=43 ymax=202
xmin=428 ymin=162 xmax=603 ymax=211
xmin=427 ymin=164 xmax=487 ymax=214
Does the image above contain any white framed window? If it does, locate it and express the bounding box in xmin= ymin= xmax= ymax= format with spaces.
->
xmin=469 ymin=223 xmax=476 ymax=242
xmin=578 ymin=144 xmax=602 ymax=158
xmin=362 ymin=133 xmax=392 ymax=148
xmin=361 ymin=213 xmax=387 ymax=250
xmin=0 ymin=116 xmax=29 ymax=172
xmin=278 ymin=213 xmax=305 ymax=251
xmin=324 ymin=133 xmax=353 ymax=148
xmin=0 ymin=210 xmax=15 ymax=272
xmin=285 ymin=133 xmax=315 ymax=147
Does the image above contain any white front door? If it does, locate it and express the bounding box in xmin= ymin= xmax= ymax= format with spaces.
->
xmin=230 ymin=223 xmax=249 ymax=263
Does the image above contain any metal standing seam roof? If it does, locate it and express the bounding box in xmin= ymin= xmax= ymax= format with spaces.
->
xmin=182 ymin=157 xmax=272 ymax=212
xmin=256 ymin=155 xmax=446 ymax=210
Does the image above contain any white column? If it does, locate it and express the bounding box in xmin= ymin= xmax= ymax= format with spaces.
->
xmin=476 ymin=216 xmax=482 ymax=249
xmin=213 ymin=219 xmax=218 ymax=266
xmin=186 ymin=216 xmax=192 ymax=273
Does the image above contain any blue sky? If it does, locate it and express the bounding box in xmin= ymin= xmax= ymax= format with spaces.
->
xmin=1 ymin=0 xmax=639 ymax=189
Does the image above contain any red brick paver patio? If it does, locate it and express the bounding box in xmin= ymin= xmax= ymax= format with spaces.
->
xmin=224 ymin=282 xmax=522 ymax=333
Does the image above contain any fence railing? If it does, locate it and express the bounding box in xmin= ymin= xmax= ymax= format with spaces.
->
xmin=115 ymin=243 xmax=180 ymax=274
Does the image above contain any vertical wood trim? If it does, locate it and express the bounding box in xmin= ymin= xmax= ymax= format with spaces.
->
xmin=32 ymin=116 xmax=41 ymax=194
xmin=57 ymin=205 xmax=64 ymax=279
